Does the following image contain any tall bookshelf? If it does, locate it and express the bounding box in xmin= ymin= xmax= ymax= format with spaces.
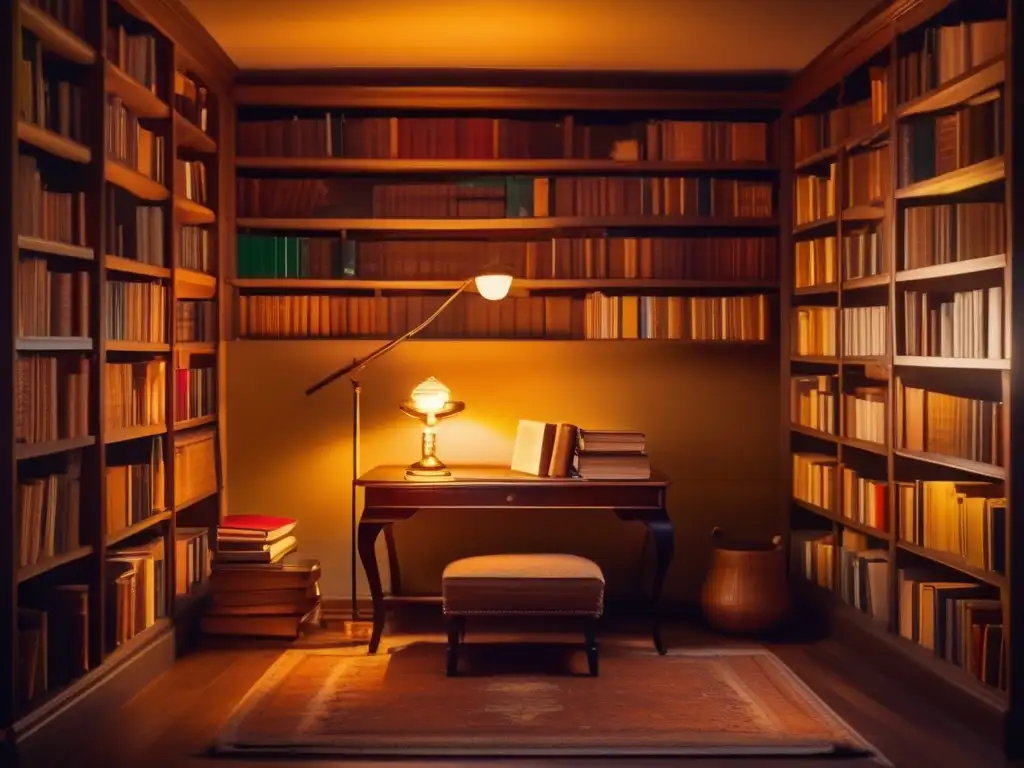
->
xmin=783 ymin=0 xmax=1023 ymax=750
xmin=229 ymin=86 xmax=782 ymax=344
xmin=1 ymin=0 xmax=227 ymax=745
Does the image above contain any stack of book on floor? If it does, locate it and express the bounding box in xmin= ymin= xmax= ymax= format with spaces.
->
xmin=574 ymin=430 xmax=651 ymax=480
xmin=200 ymin=515 xmax=322 ymax=638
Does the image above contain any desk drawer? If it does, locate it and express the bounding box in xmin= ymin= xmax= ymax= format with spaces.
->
xmin=364 ymin=483 xmax=663 ymax=510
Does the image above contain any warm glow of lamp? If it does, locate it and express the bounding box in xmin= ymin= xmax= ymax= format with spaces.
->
xmin=474 ymin=271 xmax=513 ymax=301
xmin=400 ymin=377 xmax=466 ymax=482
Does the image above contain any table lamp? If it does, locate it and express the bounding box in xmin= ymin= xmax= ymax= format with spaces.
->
xmin=304 ymin=268 xmax=513 ymax=618
xmin=399 ymin=376 xmax=465 ymax=481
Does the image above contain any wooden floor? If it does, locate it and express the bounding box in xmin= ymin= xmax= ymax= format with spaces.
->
xmin=51 ymin=614 xmax=1015 ymax=768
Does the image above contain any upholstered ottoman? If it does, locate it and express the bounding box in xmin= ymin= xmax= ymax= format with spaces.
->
xmin=441 ymin=553 xmax=605 ymax=676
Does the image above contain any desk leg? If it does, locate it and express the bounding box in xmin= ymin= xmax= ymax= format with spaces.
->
xmin=383 ymin=524 xmax=401 ymax=596
xmin=357 ymin=520 xmax=386 ymax=654
xmin=644 ymin=517 xmax=675 ymax=655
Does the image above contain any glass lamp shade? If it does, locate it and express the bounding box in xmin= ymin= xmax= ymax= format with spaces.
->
xmin=410 ymin=376 xmax=451 ymax=415
xmin=474 ymin=272 xmax=513 ymax=301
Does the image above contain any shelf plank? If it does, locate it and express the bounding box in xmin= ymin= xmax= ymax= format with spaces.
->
xmin=173 ymin=196 xmax=215 ymax=225
xmin=107 ymin=510 xmax=172 ymax=546
xmin=173 ymin=111 xmax=217 ymax=153
xmin=16 ymin=336 xmax=92 ymax=352
xmin=792 ymin=217 xmax=837 ymax=236
xmin=794 ymin=146 xmax=838 ymax=172
xmin=17 ymin=545 xmax=95 ymax=584
xmin=844 ymin=123 xmax=889 ymax=152
xmin=791 ymin=355 xmax=840 ymax=364
xmin=174 ymin=488 xmax=219 ymax=513
xmin=792 ymin=498 xmax=889 ymax=539
xmin=104 ymin=62 xmax=170 ymax=118
xmin=106 ymin=340 xmax=170 ymax=353
xmin=105 ymin=255 xmax=172 ymax=279
xmin=893 ymin=355 xmax=1009 ymax=370
xmin=105 ymin=160 xmax=170 ymax=201
xmin=895 ymin=254 xmax=1007 ymax=283
xmin=793 ymin=283 xmax=838 ymax=296
xmin=19 ymin=2 xmax=96 ymax=64
xmin=175 ymin=269 xmax=217 ymax=300
xmin=898 ymin=541 xmax=1006 ymax=588
xmin=843 ymin=274 xmax=890 ymax=290
xmin=237 ymin=335 xmax=774 ymax=344
xmin=174 ymin=415 xmax=216 ymax=431
xmin=18 ymin=235 xmax=94 ymax=261
xmin=236 ymin=216 xmax=780 ymax=233
xmin=231 ymin=277 xmax=779 ymax=292
xmin=790 ymin=424 xmax=839 ymax=442
xmin=841 ymin=205 xmax=885 ymax=223
xmin=17 ymin=121 xmax=91 ymax=164
xmin=897 ymin=57 xmax=1006 ymax=119
xmin=894 ymin=156 xmax=1005 ymax=200
xmin=105 ymin=424 xmax=168 ymax=444
xmin=842 ymin=437 xmax=888 ymax=456
xmin=174 ymin=341 xmax=217 ymax=354
xmin=894 ymin=448 xmax=1005 ymax=479
xmin=15 ymin=436 xmax=96 ymax=460
xmin=236 ymin=157 xmax=779 ymax=174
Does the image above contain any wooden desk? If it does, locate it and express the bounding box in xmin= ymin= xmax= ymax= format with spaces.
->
xmin=355 ymin=465 xmax=674 ymax=655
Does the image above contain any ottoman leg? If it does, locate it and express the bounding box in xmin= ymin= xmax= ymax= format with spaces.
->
xmin=446 ymin=616 xmax=464 ymax=677
xmin=585 ymin=618 xmax=599 ymax=677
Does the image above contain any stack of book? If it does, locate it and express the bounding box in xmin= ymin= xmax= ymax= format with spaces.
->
xmin=200 ymin=515 xmax=322 ymax=638
xmin=574 ymin=430 xmax=651 ymax=480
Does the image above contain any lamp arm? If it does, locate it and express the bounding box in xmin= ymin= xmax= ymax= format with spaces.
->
xmin=304 ymin=277 xmax=475 ymax=396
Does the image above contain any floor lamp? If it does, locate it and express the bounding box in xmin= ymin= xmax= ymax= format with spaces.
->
xmin=304 ymin=269 xmax=514 ymax=620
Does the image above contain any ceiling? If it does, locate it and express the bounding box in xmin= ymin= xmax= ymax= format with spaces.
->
xmin=181 ymin=0 xmax=879 ymax=73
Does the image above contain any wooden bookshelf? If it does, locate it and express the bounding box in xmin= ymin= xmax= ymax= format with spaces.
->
xmin=783 ymin=0 xmax=1022 ymax=751
xmin=2 ymin=0 xmax=233 ymax=754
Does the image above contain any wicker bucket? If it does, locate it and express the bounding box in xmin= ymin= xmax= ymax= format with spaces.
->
xmin=700 ymin=528 xmax=791 ymax=635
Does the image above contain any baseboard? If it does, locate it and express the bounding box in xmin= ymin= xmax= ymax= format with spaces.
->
xmin=9 ymin=622 xmax=177 ymax=768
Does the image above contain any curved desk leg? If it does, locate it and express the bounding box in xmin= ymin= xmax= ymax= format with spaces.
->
xmin=644 ymin=517 xmax=675 ymax=655
xmin=357 ymin=519 xmax=386 ymax=654
xmin=383 ymin=523 xmax=401 ymax=596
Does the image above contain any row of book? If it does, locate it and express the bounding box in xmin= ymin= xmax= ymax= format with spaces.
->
xmin=792 ymin=67 xmax=887 ymax=162
xmin=236 ymin=114 xmax=770 ymax=162
xmin=509 ymin=420 xmax=651 ymax=480
xmin=896 ymin=98 xmax=1001 ymax=189
xmin=793 ymin=232 xmax=885 ymax=289
xmin=19 ymin=38 xmax=85 ymax=144
xmin=237 ymin=293 xmax=771 ymax=342
xmin=896 ymin=18 xmax=1006 ymax=104
xmin=106 ymin=188 xmax=166 ymax=266
xmin=235 ymin=235 xmax=779 ymax=283
xmin=175 ymin=367 xmax=216 ymax=422
xmin=106 ymin=281 xmax=168 ymax=344
xmin=17 ymin=258 xmax=90 ymax=339
xmin=790 ymin=375 xmax=885 ymax=446
xmin=176 ymin=300 xmax=217 ymax=343
xmin=105 ymin=437 xmax=166 ymax=536
xmin=795 ymin=165 xmax=836 ymax=225
xmin=235 ymin=176 xmax=775 ymax=220
xmin=107 ymin=96 xmax=165 ymax=183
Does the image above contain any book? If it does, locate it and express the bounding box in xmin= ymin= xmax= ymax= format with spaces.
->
xmin=510 ymin=420 xmax=578 ymax=477
xmin=215 ymin=535 xmax=296 ymax=564
xmin=218 ymin=514 xmax=297 ymax=542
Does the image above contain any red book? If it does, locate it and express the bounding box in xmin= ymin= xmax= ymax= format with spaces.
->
xmin=219 ymin=515 xmax=296 ymax=542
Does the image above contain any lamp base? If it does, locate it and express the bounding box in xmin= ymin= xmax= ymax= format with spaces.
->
xmin=404 ymin=467 xmax=454 ymax=482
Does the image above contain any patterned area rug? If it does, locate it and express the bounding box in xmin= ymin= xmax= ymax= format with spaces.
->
xmin=213 ymin=643 xmax=888 ymax=762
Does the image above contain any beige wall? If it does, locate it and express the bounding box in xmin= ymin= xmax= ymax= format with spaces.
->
xmin=226 ymin=340 xmax=782 ymax=605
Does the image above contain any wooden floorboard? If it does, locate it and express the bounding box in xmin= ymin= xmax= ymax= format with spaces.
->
xmin=57 ymin=617 xmax=1019 ymax=768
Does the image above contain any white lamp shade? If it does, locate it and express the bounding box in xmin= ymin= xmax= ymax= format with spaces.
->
xmin=474 ymin=272 xmax=513 ymax=301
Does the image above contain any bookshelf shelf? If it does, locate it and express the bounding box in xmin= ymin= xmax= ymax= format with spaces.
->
xmin=174 ymin=415 xmax=216 ymax=431
xmin=791 ymin=355 xmax=840 ymax=364
xmin=173 ymin=111 xmax=216 ymax=153
xmin=895 ymin=254 xmax=1007 ymax=283
xmin=794 ymin=283 xmax=839 ymax=295
xmin=174 ymin=487 xmax=219 ymax=513
xmin=896 ymin=57 xmax=1005 ymax=119
xmin=15 ymin=436 xmax=96 ymax=461
xmin=105 ymin=340 xmax=170 ymax=353
xmin=792 ymin=217 xmax=837 ymax=237
xmin=17 ymin=235 xmax=94 ymax=261
xmin=105 ymin=424 xmax=169 ymax=445
xmin=105 ymin=255 xmax=171 ymax=279
xmin=105 ymin=160 xmax=170 ymax=201
xmin=894 ymin=156 xmax=1005 ymax=199
xmin=237 ymin=215 xmax=780 ymax=233
xmin=893 ymin=356 xmax=1010 ymax=370
xmin=842 ymin=274 xmax=889 ymax=290
xmin=794 ymin=145 xmax=839 ymax=171
xmin=844 ymin=123 xmax=889 ymax=152
xmin=16 ymin=121 xmax=91 ymax=164
xmin=793 ymin=499 xmax=890 ymax=540
xmin=106 ymin=510 xmax=173 ymax=547
xmin=16 ymin=546 xmax=95 ymax=584
xmin=18 ymin=1 xmax=96 ymax=64
xmin=898 ymin=541 xmax=1006 ymax=588
xmin=104 ymin=62 xmax=170 ymax=119
xmin=173 ymin=196 xmax=215 ymax=225
xmin=232 ymin=277 xmax=780 ymax=293
xmin=841 ymin=437 xmax=887 ymax=456
xmin=894 ymin=448 xmax=1005 ymax=480
xmin=841 ymin=205 xmax=885 ymax=222
xmin=15 ymin=336 xmax=92 ymax=352
xmin=175 ymin=269 xmax=217 ymax=300
xmin=790 ymin=424 xmax=839 ymax=442
xmin=235 ymin=157 xmax=780 ymax=175
xmin=174 ymin=341 xmax=216 ymax=354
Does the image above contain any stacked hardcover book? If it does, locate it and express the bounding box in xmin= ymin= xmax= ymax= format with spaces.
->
xmin=574 ymin=430 xmax=651 ymax=479
xmin=200 ymin=515 xmax=322 ymax=638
